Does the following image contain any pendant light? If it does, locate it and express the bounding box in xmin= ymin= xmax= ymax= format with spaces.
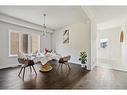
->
xmin=42 ymin=14 xmax=47 ymax=36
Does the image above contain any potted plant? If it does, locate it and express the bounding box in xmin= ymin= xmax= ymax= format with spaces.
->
xmin=79 ymin=51 xmax=87 ymax=68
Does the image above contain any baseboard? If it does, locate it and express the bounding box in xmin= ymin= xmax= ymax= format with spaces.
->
xmin=0 ymin=65 xmax=21 ymax=70
xmin=91 ymin=63 xmax=97 ymax=70
xmin=97 ymin=64 xmax=127 ymax=72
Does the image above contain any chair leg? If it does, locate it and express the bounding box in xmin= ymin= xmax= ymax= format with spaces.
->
xmin=32 ymin=65 xmax=37 ymax=76
xmin=18 ymin=67 xmax=23 ymax=76
xmin=57 ymin=63 xmax=61 ymax=71
xmin=61 ymin=64 xmax=63 ymax=71
xmin=67 ymin=63 xmax=71 ymax=70
xmin=23 ymin=67 xmax=25 ymax=80
xmin=29 ymin=66 xmax=32 ymax=73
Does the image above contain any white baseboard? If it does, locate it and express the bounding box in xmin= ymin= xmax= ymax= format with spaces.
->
xmin=0 ymin=64 xmax=19 ymax=69
xmin=97 ymin=64 xmax=127 ymax=72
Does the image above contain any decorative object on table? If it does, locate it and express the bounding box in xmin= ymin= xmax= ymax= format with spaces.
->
xmin=79 ymin=51 xmax=87 ymax=68
xmin=39 ymin=64 xmax=53 ymax=72
xmin=45 ymin=48 xmax=49 ymax=54
xmin=63 ymin=30 xmax=69 ymax=44
xmin=120 ymin=31 xmax=124 ymax=43
xmin=100 ymin=38 xmax=108 ymax=48
xmin=57 ymin=55 xmax=71 ymax=71
xmin=48 ymin=49 xmax=53 ymax=53
xmin=35 ymin=49 xmax=43 ymax=57
xmin=41 ymin=14 xmax=48 ymax=36
xmin=44 ymin=48 xmax=53 ymax=54
xmin=17 ymin=51 xmax=37 ymax=80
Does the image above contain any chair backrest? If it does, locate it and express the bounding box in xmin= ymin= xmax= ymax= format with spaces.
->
xmin=18 ymin=58 xmax=25 ymax=64
xmin=59 ymin=55 xmax=71 ymax=63
xmin=17 ymin=50 xmax=27 ymax=65
xmin=17 ymin=50 xmax=27 ymax=59
xmin=64 ymin=55 xmax=71 ymax=61
xmin=18 ymin=58 xmax=35 ymax=66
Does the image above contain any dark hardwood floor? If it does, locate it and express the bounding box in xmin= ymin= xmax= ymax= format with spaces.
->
xmin=1 ymin=60 xmax=127 ymax=89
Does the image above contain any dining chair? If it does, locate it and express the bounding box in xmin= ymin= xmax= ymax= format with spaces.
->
xmin=17 ymin=51 xmax=37 ymax=80
xmin=57 ymin=55 xmax=71 ymax=71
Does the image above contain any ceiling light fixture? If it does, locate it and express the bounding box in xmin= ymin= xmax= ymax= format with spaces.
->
xmin=42 ymin=14 xmax=47 ymax=36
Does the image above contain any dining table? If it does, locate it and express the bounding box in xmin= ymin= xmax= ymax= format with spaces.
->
xmin=29 ymin=52 xmax=61 ymax=72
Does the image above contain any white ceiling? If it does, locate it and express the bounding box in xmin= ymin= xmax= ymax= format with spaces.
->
xmin=1 ymin=6 xmax=127 ymax=30
xmin=89 ymin=6 xmax=127 ymax=24
xmin=0 ymin=6 xmax=88 ymax=30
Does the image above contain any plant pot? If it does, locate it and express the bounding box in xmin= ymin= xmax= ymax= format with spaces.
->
xmin=81 ymin=64 xmax=86 ymax=68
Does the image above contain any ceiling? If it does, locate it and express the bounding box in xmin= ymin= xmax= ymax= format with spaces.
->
xmin=1 ymin=6 xmax=127 ymax=30
xmin=89 ymin=6 xmax=127 ymax=25
xmin=0 ymin=6 xmax=88 ymax=30
xmin=86 ymin=6 xmax=127 ymax=29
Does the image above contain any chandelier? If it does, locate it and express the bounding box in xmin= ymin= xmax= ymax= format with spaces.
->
xmin=42 ymin=14 xmax=47 ymax=36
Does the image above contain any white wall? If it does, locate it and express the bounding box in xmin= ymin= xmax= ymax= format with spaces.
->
xmin=97 ymin=26 xmax=124 ymax=70
xmin=121 ymin=22 xmax=127 ymax=71
xmin=81 ymin=6 xmax=97 ymax=70
xmin=52 ymin=22 xmax=91 ymax=66
xmin=0 ymin=21 xmax=52 ymax=69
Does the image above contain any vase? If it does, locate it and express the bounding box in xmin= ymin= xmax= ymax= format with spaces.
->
xmin=81 ymin=64 xmax=86 ymax=68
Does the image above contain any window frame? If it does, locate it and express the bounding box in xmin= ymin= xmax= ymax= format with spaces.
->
xmin=9 ymin=30 xmax=20 ymax=57
xmin=8 ymin=30 xmax=41 ymax=57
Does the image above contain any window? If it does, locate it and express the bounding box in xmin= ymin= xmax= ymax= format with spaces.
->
xmin=32 ymin=34 xmax=40 ymax=53
xmin=9 ymin=30 xmax=40 ymax=56
xmin=9 ymin=32 xmax=19 ymax=55
xmin=22 ymin=34 xmax=29 ymax=53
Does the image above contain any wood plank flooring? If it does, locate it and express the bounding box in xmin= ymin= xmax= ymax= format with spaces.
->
xmin=0 ymin=60 xmax=127 ymax=89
